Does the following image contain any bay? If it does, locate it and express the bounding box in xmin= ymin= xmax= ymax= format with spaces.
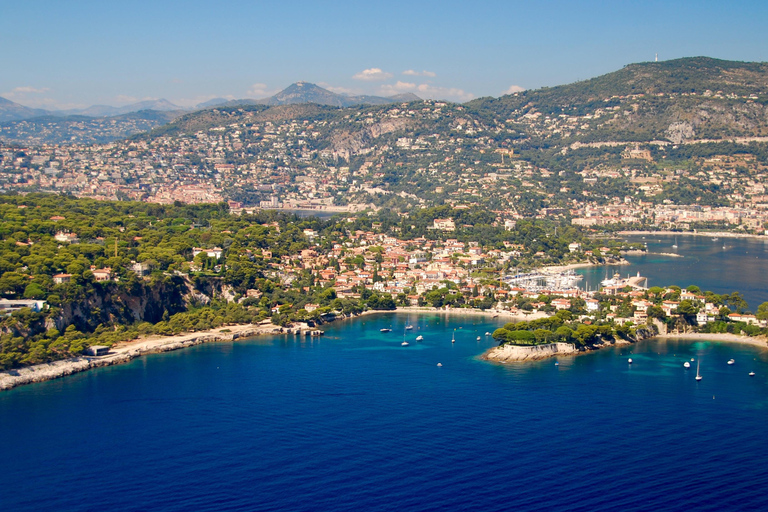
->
xmin=577 ymin=234 xmax=768 ymax=309
xmin=1 ymin=312 xmax=768 ymax=511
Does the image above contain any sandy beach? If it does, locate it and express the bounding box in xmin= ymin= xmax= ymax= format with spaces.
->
xmin=654 ymin=332 xmax=768 ymax=349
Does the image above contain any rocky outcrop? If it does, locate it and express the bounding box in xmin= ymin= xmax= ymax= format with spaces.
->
xmin=482 ymin=342 xmax=578 ymax=362
xmin=330 ymin=118 xmax=411 ymax=155
xmin=666 ymin=121 xmax=695 ymax=143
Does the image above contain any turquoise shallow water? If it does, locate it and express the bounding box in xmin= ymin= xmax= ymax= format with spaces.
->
xmin=1 ymin=313 xmax=768 ymax=511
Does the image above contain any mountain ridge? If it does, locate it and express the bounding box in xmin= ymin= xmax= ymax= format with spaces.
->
xmin=4 ymin=57 xmax=768 ymax=146
xmin=0 ymin=82 xmax=421 ymax=123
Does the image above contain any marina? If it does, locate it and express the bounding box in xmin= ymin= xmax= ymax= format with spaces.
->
xmin=503 ymin=268 xmax=583 ymax=292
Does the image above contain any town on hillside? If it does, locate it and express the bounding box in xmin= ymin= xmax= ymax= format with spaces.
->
xmin=3 ymin=97 xmax=768 ymax=234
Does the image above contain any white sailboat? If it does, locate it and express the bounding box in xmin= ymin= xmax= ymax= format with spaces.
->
xmin=451 ymin=330 xmax=456 ymax=343
xmin=672 ymin=236 xmax=678 ymax=249
xmin=695 ymin=360 xmax=703 ymax=381
xmin=401 ymin=328 xmax=409 ymax=346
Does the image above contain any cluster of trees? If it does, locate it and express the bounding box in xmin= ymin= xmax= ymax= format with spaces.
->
xmin=492 ymin=282 xmax=768 ymax=348
xmin=492 ymin=310 xmax=617 ymax=347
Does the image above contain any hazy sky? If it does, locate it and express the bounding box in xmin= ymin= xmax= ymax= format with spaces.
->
xmin=3 ymin=0 xmax=768 ymax=109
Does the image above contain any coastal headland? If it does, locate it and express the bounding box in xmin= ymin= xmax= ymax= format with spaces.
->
xmin=6 ymin=300 xmax=768 ymax=390
xmin=480 ymin=342 xmax=580 ymax=362
xmin=1 ymin=306 xmax=532 ymax=391
xmin=5 ymin=304 xmax=767 ymax=390
xmin=481 ymin=331 xmax=768 ymax=363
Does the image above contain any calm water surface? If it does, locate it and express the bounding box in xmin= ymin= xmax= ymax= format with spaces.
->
xmin=2 ymin=313 xmax=768 ymax=511
xmin=578 ymin=234 xmax=768 ymax=309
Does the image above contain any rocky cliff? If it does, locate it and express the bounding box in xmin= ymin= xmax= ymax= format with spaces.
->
xmin=482 ymin=342 xmax=579 ymax=362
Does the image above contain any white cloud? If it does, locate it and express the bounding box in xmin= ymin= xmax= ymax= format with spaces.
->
xmin=503 ymin=85 xmax=526 ymax=95
xmin=2 ymin=86 xmax=51 ymax=100
xmin=379 ymin=81 xmax=417 ymax=95
xmin=8 ymin=86 xmax=50 ymax=95
xmin=379 ymin=81 xmax=474 ymax=102
xmin=402 ymin=70 xmax=436 ymax=77
xmin=0 ymin=86 xmax=87 ymax=109
xmin=247 ymin=83 xmax=278 ymax=98
xmin=352 ymin=68 xmax=393 ymax=81
xmin=318 ymin=82 xmax=359 ymax=96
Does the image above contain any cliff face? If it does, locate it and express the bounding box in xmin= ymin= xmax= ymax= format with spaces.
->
xmin=483 ymin=342 xmax=578 ymax=362
xmin=48 ymin=274 xmax=191 ymax=333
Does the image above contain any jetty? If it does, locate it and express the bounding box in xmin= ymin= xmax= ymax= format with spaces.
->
xmin=601 ymin=271 xmax=648 ymax=293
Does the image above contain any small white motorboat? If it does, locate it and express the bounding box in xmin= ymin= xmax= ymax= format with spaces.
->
xmin=380 ymin=328 xmax=391 ymax=333
xmin=405 ymin=325 xmax=413 ymax=330
xmin=727 ymin=359 xmax=735 ymax=365
xmin=749 ymin=371 xmax=755 ymax=376
xmin=416 ymin=335 xmax=423 ymax=341
xmin=437 ymin=363 xmax=443 ymax=367
xmin=401 ymin=341 xmax=410 ymax=347
xmin=555 ymin=362 xmax=559 ymax=366
xmin=684 ymin=362 xmax=691 ymax=368
xmin=485 ymin=332 xmax=491 ymax=336
xmin=476 ymin=336 xmax=481 ymax=341
xmin=628 ymin=358 xmax=633 ymax=364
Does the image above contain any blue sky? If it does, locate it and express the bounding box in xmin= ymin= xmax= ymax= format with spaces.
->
xmin=2 ymin=0 xmax=768 ymax=109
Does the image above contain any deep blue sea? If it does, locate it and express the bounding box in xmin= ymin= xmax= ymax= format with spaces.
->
xmin=1 ymin=311 xmax=768 ymax=511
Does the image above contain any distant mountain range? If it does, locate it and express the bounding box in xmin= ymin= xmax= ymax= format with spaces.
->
xmin=56 ymin=99 xmax=184 ymax=118
xmin=196 ymin=83 xmax=420 ymax=109
xmin=0 ymin=97 xmax=185 ymax=123
xmin=7 ymin=58 xmax=768 ymax=147
xmin=0 ymin=97 xmax=49 ymax=123
xmin=0 ymin=83 xmax=422 ymax=123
